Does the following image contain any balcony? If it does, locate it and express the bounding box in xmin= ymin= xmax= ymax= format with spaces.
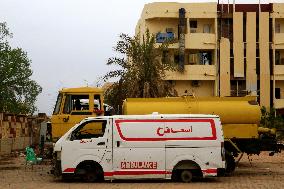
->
xmin=274 ymin=65 xmax=284 ymax=80
xmin=155 ymin=32 xmax=178 ymax=49
xmin=164 ymin=65 xmax=216 ymax=80
xmin=185 ymin=33 xmax=216 ymax=49
xmin=275 ymin=33 xmax=284 ymax=49
xmin=275 ymin=99 xmax=284 ymax=109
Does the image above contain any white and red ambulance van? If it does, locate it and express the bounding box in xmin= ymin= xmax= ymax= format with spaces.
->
xmin=53 ymin=114 xmax=225 ymax=182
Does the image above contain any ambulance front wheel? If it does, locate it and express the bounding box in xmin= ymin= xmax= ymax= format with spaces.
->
xmin=75 ymin=160 xmax=104 ymax=182
xmin=180 ymin=170 xmax=193 ymax=183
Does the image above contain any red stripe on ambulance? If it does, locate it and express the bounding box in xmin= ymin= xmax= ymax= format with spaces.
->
xmin=104 ymin=170 xmax=172 ymax=176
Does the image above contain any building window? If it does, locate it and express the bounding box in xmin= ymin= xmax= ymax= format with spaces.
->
xmin=275 ymin=23 xmax=281 ymax=33
xmin=276 ymin=51 xmax=284 ymax=65
xmin=188 ymin=52 xmax=212 ymax=65
xmin=188 ymin=53 xmax=198 ymax=65
xmin=174 ymin=54 xmax=180 ymax=64
xmin=166 ymin=28 xmax=173 ymax=33
xmin=190 ymin=20 xmax=197 ymax=28
xmin=200 ymin=52 xmax=211 ymax=65
xmin=276 ymin=51 xmax=281 ymax=65
xmin=256 ymin=58 xmax=260 ymax=75
xmin=275 ymin=88 xmax=281 ymax=99
xmin=190 ymin=20 xmax=197 ymax=33
xmin=203 ymin=24 xmax=211 ymax=33
xmin=162 ymin=51 xmax=170 ymax=63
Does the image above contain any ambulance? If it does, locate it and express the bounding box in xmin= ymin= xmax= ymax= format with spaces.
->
xmin=53 ymin=114 xmax=225 ymax=182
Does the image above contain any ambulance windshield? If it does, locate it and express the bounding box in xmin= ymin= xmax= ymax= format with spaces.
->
xmin=71 ymin=120 xmax=107 ymax=140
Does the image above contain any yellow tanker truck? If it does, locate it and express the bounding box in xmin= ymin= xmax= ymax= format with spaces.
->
xmin=122 ymin=96 xmax=282 ymax=173
xmin=50 ymin=87 xmax=283 ymax=173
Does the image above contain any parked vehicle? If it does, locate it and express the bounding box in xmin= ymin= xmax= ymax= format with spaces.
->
xmin=53 ymin=114 xmax=225 ymax=182
xmin=50 ymin=87 xmax=283 ymax=174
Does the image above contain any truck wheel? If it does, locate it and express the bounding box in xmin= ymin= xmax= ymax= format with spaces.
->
xmin=180 ymin=170 xmax=193 ymax=183
xmin=225 ymin=154 xmax=236 ymax=174
xmin=84 ymin=170 xmax=97 ymax=182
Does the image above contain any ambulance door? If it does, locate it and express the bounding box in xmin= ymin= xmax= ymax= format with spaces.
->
xmin=112 ymin=120 xmax=166 ymax=179
xmin=61 ymin=119 xmax=112 ymax=173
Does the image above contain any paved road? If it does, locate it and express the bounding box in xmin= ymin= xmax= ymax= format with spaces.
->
xmin=0 ymin=152 xmax=284 ymax=189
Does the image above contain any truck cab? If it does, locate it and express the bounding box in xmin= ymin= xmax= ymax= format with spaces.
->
xmin=51 ymin=87 xmax=104 ymax=142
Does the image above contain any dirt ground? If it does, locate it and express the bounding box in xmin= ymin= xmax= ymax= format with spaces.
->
xmin=0 ymin=152 xmax=284 ymax=189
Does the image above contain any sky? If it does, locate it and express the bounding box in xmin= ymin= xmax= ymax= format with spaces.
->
xmin=0 ymin=0 xmax=282 ymax=115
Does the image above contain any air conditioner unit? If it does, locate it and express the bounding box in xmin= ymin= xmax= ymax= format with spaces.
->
xmin=166 ymin=28 xmax=173 ymax=33
xmin=191 ymin=80 xmax=200 ymax=87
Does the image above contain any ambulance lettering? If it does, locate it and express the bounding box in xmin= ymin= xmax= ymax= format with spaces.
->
xmin=121 ymin=162 xmax=158 ymax=169
xmin=157 ymin=126 xmax=193 ymax=136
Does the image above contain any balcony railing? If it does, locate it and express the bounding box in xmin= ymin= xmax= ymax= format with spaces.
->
xmin=275 ymin=99 xmax=284 ymax=109
xmin=275 ymin=33 xmax=284 ymax=49
xmin=164 ymin=65 xmax=216 ymax=80
xmin=185 ymin=33 xmax=216 ymax=49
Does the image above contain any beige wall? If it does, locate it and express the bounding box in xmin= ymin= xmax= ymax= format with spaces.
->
xmin=141 ymin=2 xmax=217 ymax=20
xmin=185 ymin=33 xmax=216 ymax=49
xmin=272 ymin=4 xmax=284 ymax=18
xmin=259 ymin=12 xmax=270 ymax=108
xmin=174 ymin=80 xmax=214 ymax=97
xmin=233 ymin=12 xmax=244 ymax=78
xmin=165 ymin=65 xmax=216 ymax=80
xmin=246 ymin=12 xmax=257 ymax=94
xmin=275 ymin=65 xmax=284 ymax=80
xmin=146 ymin=18 xmax=178 ymax=36
xmin=220 ymin=38 xmax=230 ymax=96
xmin=189 ymin=18 xmax=215 ymax=33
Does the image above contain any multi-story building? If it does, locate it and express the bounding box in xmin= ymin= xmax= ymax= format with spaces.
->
xmin=136 ymin=2 xmax=284 ymax=114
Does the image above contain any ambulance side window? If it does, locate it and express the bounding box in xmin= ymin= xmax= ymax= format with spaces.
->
xmin=72 ymin=120 xmax=107 ymax=140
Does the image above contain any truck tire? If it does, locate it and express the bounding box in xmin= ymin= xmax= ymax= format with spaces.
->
xmin=180 ymin=170 xmax=193 ymax=183
xmin=84 ymin=170 xmax=97 ymax=183
xmin=225 ymin=154 xmax=236 ymax=174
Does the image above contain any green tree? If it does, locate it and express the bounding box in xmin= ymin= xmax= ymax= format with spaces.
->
xmin=260 ymin=107 xmax=283 ymax=129
xmin=0 ymin=22 xmax=42 ymax=114
xmin=104 ymin=30 xmax=177 ymax=113
xmin=260 ymin=106 xmax=284 ymax=139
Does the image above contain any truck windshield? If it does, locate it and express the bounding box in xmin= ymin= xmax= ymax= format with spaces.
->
xmin=63 ymin=94 xmax=90 ymax=114
xmin=53 ymin=93 xmax=63 ymax=115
